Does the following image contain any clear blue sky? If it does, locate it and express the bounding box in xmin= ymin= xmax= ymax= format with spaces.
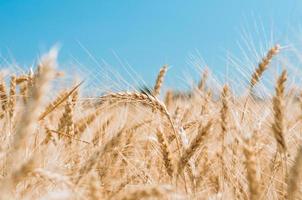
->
xmin=0 ymin=1 xmax=301 ymax=88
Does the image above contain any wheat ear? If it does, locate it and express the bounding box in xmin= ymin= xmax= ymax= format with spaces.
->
xmin=198 ymin=68 xmax=209 ymax=92
xmin=220 ymin=85 xmax=230 ymax=137
xmin=241 ymin=44 xmax=281 ymax=122
xmin=39 ymin=81 xmax=83 ymax=120
xmin=178 ymin=120 xmax=212 ymax=174
xmin=74 ymin=109 xmax=102 ymax=135
xmin=8 ymin=75 xmax=16 ymax=119
xmin=243 ymin=140 xmax=260 ymax=200
xmin=153 ymin=65 xmax=168 ymax=97
xmin=120 ymin=185 xmax=172 ymax=200
xmin=156 ymin=129 xmax=175 ymax=178
xmin=250 ymin=44 xmax=280 ymax=89
xmin=0 ymin=78 xmax=8 ymax=114
xmin=272 ymin=70 xmax=287 ymax=152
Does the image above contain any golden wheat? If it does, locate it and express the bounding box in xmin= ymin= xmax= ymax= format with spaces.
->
xmin=0 ymin=46 xmax=301 ymax=200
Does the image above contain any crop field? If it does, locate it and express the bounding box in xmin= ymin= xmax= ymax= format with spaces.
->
xmin=0 ymin=45 xmax=301 ymax=200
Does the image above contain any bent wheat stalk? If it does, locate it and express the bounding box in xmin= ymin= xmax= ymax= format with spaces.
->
xmin=99 ymin=92 xmax=182 ymax=156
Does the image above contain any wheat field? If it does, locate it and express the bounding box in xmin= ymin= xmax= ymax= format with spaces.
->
xmin=0 ymin=45 xmax=301 ymax=200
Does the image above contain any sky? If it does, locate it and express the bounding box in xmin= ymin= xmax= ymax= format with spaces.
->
xmin=0 ymin=1 xmax=302 ymax=89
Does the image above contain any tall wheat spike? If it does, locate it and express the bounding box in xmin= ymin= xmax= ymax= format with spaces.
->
xmin=241 ymin=44 xmax=281 ymax=123
xmin=272 ymin=70 xmax=287 ymax=153
xmin=8 ymin=75 xmax=16 ymax=119
xmin=250 ymin=44 xmax=280 ymax=89
xmin=220 ymin=85 xmax=230 ymax=138
xmin=153 ymin=65 xmax=168 ymax=97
